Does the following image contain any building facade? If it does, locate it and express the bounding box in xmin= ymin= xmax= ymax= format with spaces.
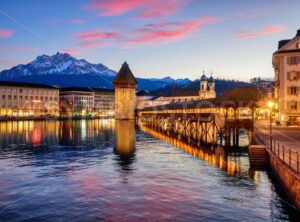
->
xmin=59 ymin=87 xmax=94 ymax=117
xmin=92 ymin=88 xmax=115 ymax=117
xmin=141 ymin=73 xmax=216 ymax=109
xmin=0 ymin=81 xmax=59 ymax=118
xmin=273 ymin=29 xmax=300 ymax=125
xmin=113 ymin=62 xmax=137 ymax=120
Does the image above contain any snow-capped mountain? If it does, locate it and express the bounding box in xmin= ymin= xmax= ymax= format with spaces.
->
xmin=0 ymin=52 xmax=116 ymax=79
xmin=0 ymin=52 xmax=193 ymax=91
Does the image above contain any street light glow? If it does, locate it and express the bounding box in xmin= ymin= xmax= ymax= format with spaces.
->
xmin=267 ymin=101 xmax=274 ymax=109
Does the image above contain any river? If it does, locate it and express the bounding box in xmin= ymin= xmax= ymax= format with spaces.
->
xmin=0 ymin=119 xmax=299 ymax=221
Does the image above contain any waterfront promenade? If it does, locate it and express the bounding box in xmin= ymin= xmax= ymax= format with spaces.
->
xmin=255 ymin=120 xmax=300 ymax=151
xmin=254 ymin=120 xmax=300 ymax=172
xmin=254 ymin=120 xmax=300 ymax=209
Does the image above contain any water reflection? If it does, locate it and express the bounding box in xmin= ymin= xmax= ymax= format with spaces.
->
xmin=139 ymin=124 xmax=250 ymax=178
xmin=0 ymin=119 xmax=115 ymax=148
xmin=114 ymin=120 xmax=136 ymax=170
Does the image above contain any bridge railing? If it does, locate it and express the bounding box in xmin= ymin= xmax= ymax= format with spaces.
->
xmin=254 ymin=132 xmax=300 ymax=174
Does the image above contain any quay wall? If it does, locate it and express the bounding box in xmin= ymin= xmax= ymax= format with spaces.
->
xmin=267 ymin=148 xmax=300 ymax=209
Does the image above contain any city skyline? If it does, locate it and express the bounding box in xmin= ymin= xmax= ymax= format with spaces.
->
xmin=0 ymin=0 xmax=300 ymax=81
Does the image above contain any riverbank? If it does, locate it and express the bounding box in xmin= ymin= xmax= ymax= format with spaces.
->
xmin=254 ymin=120 xmax=300 ymax=210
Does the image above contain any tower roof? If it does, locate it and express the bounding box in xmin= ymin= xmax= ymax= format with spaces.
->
xmin=200 ymin=74 xmax=207 ymax=81
xmin=208 ymin=75 xmax=215 ymax=83
xmin=113 ymin=62 xmax=137 ymax=85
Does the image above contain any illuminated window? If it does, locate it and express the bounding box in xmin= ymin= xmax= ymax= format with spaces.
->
xmin=297 ymin=42 xmax=300 ymax=49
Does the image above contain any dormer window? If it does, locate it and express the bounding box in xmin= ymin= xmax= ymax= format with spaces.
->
xmin=297 ymin=42 xmax=300 ymax=49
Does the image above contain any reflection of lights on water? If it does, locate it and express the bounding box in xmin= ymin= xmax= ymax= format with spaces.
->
xmin=139 ymin=125 xmax=228 ymax=172
xmin=81 ymin=120 xmax=86 ymax=141
xmin=32 ymin=128 xmax=42 ymax=147
xmin=102 ymin=119 xmax=108 ymax=125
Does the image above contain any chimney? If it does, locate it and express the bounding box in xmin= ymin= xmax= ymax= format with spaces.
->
xmin=296 ymin=29 xmax=300 ymax=37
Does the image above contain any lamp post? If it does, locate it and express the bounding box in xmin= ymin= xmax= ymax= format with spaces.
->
xmin=267 ymin=101 xmax=274 ymax=147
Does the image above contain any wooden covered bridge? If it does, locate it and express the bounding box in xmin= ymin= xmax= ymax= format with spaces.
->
xmin=137 ymin=87 xmax=260 ymax=147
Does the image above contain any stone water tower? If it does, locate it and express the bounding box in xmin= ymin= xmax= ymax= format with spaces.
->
xmin=113 ymin=62 xmax=137 ymax=120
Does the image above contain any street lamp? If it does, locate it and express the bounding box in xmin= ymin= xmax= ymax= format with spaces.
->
xmin=267 ymin=101 xmax=274 ymax=134
xmin=267 ymin=101 xmax=274 ymax=147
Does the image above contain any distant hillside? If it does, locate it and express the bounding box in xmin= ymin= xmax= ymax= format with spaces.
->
xmin=150 ymin=78 xmax=253 ymax=96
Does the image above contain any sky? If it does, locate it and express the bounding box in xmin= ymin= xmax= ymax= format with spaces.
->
xmin=0 ymin=0 xmax=300 ymax=81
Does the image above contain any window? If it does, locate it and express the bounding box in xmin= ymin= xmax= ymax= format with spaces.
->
xmin=288 ymin=87 xmax=298 ymax=95
xmin=287 ymin=56 xmax=300 ymax=65
xmin=2 ymin=95 xmax=5 ymax=99
xmin=287 ymin=71 xmax=300 ymax=81
xmin=288 ymin=101 xmax=298 ymax=110
xmin=297 ymin=42 xmax=300 ymax=49
xmin=19 ymin=89 xmax=23 ymax=93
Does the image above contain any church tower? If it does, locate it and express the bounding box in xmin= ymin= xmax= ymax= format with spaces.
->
xmin=113 ymin=62 xmax=137 ymax=120
xmin=200 ymin=73 xmax=208 ymax=91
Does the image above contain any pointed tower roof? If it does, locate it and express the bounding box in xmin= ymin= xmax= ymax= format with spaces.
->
xmin=200 ymin=74 xmax=207 ymax=81
xmin=208 ymin=74 xmax=215 ymax=83
xmin=113 ymin=62 xmax=137 ymax=85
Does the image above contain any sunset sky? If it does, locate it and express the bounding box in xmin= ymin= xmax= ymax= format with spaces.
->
xmin=0 ymin=0 xmax=299 ymax=81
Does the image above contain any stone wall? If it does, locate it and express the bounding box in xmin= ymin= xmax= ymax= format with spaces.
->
xmin=267 ymin=149 xmax=300 ymax=209
xmin=115 ymin=88 xmax=136 ymax=120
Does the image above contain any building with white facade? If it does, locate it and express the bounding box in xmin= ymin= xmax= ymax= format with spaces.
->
xmin=273 ymin=29 xmax=300 ymax=125
xmin=0 ymin=81 xmax=59 ymax=118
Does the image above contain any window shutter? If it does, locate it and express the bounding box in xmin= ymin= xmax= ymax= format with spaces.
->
xmin=297 ymin=72 xmax=300 ymax=80
xmin=287 ymin=72 xmax=291 ymax=80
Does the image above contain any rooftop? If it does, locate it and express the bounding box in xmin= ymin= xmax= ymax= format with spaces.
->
xmin=200 ymin=74 xmax=207 ymax=81
xmin=60 ymin=87 xmax=93 ymax=92
xmin=113 ymin=62 xmax=137 ymax=85
xmin=136 ymin=90 xmax=154 ymax=96
xmin=91 ymin=87 xmax=114 ymax=93
xmin=168 ymin=88 xmax=198 ymax=97
xmin=0 ymin=81 xmax=57 ymax=89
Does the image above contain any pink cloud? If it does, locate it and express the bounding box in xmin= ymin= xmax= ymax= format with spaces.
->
xmin=235 ymin=25 xmax=284 ymax=40
xmin=61 ymin=49 xmax=82 ymax=55
xmin=126 ymin=16 xmax=223 ymax=45
xmin=139 ymin=0 xmax=190 ymax=19
xmin=76 ymin=30 xmax=120 ymax=41
xmin=0 ymin=28 xmax=13 ymax=38
xmin=71 ymin=19 xmax=85 ymax=24
xmin=79 ymin=41 xmax=108 ymax=49
xmin=85 ymin=0 xmax=145 ymax=16
xmin=74 ymin=16 xmax=222 ymax=49
xmin=84 ymin=0 xmax=190 ymax=19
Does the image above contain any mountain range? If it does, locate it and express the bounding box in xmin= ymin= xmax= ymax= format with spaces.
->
xmin=0 ymin=52 xmax=251 ymax=93
xmin=0 ymin=52 xmax=190 ymax=91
